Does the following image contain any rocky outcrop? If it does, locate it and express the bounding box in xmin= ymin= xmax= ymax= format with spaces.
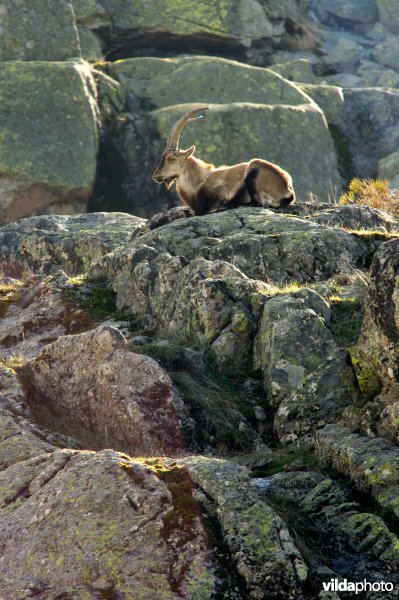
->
xmin=97 ymin=207 xmax=368 ymax=337
xmin=184 ymin=457 xmax=308 ymax=599
xmin=2 ymin=1 xmax=399 ymax=597
xmin=0 ymin=212 xmax=144 ymax=277
xmin=348 ymin=238 xmax=399 ymax=444
xmin=316 ymin=425 xmax=399 ymax=521
xmin=0 ymin=203 xmax=398 ymax=597
xmin=253 ymin=289 xmax=356 ymax=444
xmin=258 ymin=470 xmax=399 ymax=589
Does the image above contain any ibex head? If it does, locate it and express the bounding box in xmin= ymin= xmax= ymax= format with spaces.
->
xmin=152 ymin=106 xmax=209 ymax=188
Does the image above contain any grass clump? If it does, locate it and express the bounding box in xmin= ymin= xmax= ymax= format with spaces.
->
xmin=339 ymin=178 xmax=399 ymax=216
xmin=129 ymin=338 xmax=259 ymax=452
xmin=0 ymin=354 xmax=27 ymax=371
xmin=328 ymin=295 xmax=364 ymax=346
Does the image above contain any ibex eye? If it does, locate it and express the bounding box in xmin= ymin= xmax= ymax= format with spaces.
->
xmin=167 ymin=156 xmax=175 ymax=162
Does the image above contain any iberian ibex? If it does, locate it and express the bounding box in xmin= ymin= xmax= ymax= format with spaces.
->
xmin=152 ymin=106 xmax=296 ymax=216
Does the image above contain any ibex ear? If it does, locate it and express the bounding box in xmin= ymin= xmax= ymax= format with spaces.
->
xmin=183 ymin=146 xmax=195 ymax=158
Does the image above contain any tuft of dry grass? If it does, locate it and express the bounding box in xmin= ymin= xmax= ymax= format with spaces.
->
xmin=339 ymin=178 xmax=399 ymax=216
xmin=0 ymin=354 xmax=27 ymax=371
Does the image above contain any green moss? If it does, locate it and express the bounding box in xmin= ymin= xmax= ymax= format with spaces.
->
xmin=66 ymin=275 xmax=139 ymax=327
xmin=348 ymin=346 xmax=382 ymax=399
xmin=249 ymin=448 xmax=320 ymax=477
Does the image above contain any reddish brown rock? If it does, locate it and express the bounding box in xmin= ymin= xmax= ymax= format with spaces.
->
xmin=0 ymin=451 xmax=216 ymax=599
xmin=0 ymin=274 xmax=96 ymax=361
xmin=19 ymin=325 xmax=186 ymax=456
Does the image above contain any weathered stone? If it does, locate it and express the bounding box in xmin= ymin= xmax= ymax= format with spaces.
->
xmin=258 ymin=471 xmax=399 ymax=584
xmin=184 ymin=456 xmax=308 ymax=598
xmin=0 ymin=394 xmax=54 ymax=470
xmin=19 ymin=325 xmax=186 ymax=455
xmin=254 ymin=289 xmax=356 ymax=444
xmin=0 ymin=274 xmax=97 ymax=361
xmin=96 ymin=207 xmax=368 ymax=343
xmin=77 ymin=26 xmax=104 ymax=61
xmin=343 ymin=88 xmax=399 ymax=178
xmin=0 ymin=212 xmax=145 ymax=278
xmin=372 ymin=36 xmax=399 ymax=71
xmin=0 ymin=61 xmax=99 ymax=223
xmin=0 ymin=452 xmax=216 ymax=598
xmin=212 ymin=302 xmax=252 ymax=370
xmin=316 ymin=425 xmax=399 ymax=521
xmin=308 ymin=204 xmax=399 ymax=231
xmin=378 ymin=151 xmax=399 ymax=189
xmin=376 ymin=0 xmax=399 ymax=34
xmin=299 ymin=83 xmax=345 ymax=129
xmin=354 ymin=238 xmax=399 ymax=443
xmin=0 ymin=0 xmax=80 ymax=61
xmin=99 ymin=0 xmax=276 ymax=53
xmin=328 ymin=39 xmax=363 ymax=72
xmin=269 ymin=58 xmax=318 ymax=84
xmin=358 ymin=237 xmax=399 ymax=389
xmin=71 ymin=0 xmax=110 ymax=29
xmin=110 ymin=56 xmax=311 ymax=109
xmin=310 ymin=0 xmax=378 ymax=25
xmin=356 ymin=59 xmax=399 ymax=88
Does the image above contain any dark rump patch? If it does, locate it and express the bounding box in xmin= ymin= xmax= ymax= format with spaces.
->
xmin=191 ymin=187 xmax=221 ymax=215
xmin=224 ymin=183 xmax=249 ymax=209
xmin=244 ymin=168 xmax=258 ymax=202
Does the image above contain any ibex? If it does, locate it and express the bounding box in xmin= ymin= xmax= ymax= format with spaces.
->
xmin=152 ymin=106 xmax=296 ymax=216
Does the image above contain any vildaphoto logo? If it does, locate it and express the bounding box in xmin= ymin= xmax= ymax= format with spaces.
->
xmin=322 ymin=579 xmax=394 ymax=595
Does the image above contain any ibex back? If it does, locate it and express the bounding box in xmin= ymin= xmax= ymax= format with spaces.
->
xmin=152 ymin=106 xmax=296 ymax=216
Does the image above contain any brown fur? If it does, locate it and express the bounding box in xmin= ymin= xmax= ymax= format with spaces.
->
xmin=152 ymin=120 xmax=296 ymax=216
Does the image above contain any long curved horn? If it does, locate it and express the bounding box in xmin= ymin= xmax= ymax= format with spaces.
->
xmin=166 ymin=106 xmax=209 ymax=151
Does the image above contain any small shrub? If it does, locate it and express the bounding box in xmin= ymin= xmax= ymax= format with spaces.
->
xmin=339 ymin=178 xmax=399 ymax=216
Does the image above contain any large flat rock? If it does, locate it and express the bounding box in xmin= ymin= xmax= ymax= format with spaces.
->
xmin=111 ymin=55 xmax=312 ymax=109
xmin=0 ymin=212 xmax=145 ymax=277
xmin=0 ymin=0 xmax=80 ymax=61
xmin=0 ymin=61 xmax=99 ymax=224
